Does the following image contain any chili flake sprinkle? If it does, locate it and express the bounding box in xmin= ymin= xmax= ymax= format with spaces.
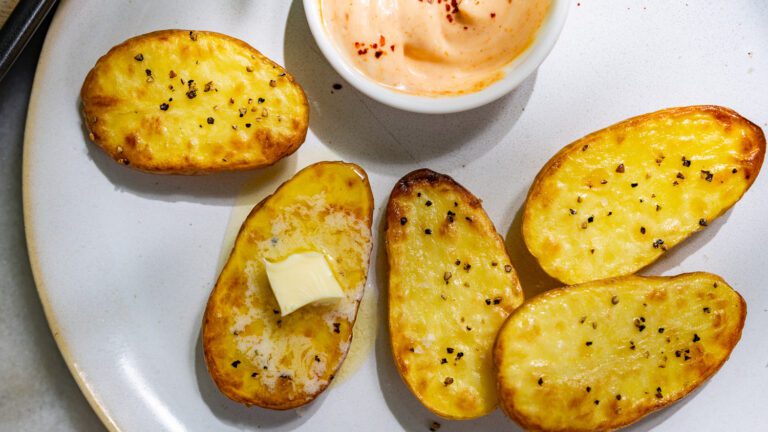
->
xmin=653 ymin=239 xmax=665 ymax=249
xmin=207 ymin=117 xmax=214 ymax=124
xmin=134 ymin=53 xmax=144 ymax=61
xmin=425 ymin=228 xmax=432 ymax=235
xmin=538 ymin=377 xmax=544 ymax=386
xmin=699 ymin=218 xmax=708 ymax=227
xmin=429 ymin=421 xmax=441 ymax=431
xmin=504 ymin=265 xmax=513 ymax=273
xmin=400 ymin=217 xmax=408 ymax=225
xmin=231 ymin=360 xmax=241 ymax=368
xmin=701 ymin=170 xmax=714 ymax=182
xmin=640 ymin=227 xmax=646 ymax=234
xmin=443 ymin=377 xmax=454 ymax=386
xmin=693 ymin=333 xmax=700 ymax=342
xmin=333 ymin=323 xmax=341 ymax=333
xmin=611 ymin=295 xmax=620 ymax=305
xmin=682 ymin=156 xmax=691 ymax=167
xmin=616 ymin=163 xmax=625 ymax=173
xmin=631 ymin=182 xmax=638 ymax=188
xmin=160 ymin=103 xmax=169 ymax=111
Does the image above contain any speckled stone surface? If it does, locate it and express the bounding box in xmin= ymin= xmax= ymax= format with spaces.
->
xmin=0 ymin=19 xmax=103 ymax=432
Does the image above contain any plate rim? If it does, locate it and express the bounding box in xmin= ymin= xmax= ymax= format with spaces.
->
xmin=21 ymin=1 xmax=119 ymax=430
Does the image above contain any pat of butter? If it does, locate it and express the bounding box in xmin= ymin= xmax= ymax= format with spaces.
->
xmin=264 ymin=252 xmax=345 ymax=317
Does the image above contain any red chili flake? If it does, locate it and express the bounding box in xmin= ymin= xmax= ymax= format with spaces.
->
xmin=390 ymin=44 xmax=395 ymax=52
xmin=616 ymin=163 xmax=625 ymax=173
xmin=357 ymin=48 xmax=368 ymax=55
xmin=375 ymin=51 xmax=384 ymax=59
xmin=490 ymin=12 xmax=496 ymax=18
xmin=446 ymin=14 xmax=454 ymax=23
xmin=372 ymin=43 xmax=378 ymax=49
xmin=380 ymin=35 xmax=386 ymax=46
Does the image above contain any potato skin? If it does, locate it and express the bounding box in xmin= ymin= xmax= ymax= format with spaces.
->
xmin=81 ymin=30 xmax=309 ymax=174
xmin=386 ymin=169 xmax=523 ymax=419
xmin=523 ymin=106 xmax=765 ymax=284
xmin=202 ymin=162 xmax=373 ymax=409
xmin=494 ymin=273 xmax=746 ymax=432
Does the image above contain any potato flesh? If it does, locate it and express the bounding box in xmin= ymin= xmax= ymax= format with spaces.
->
xmin=81 ymin=30 xmax=308 ymax=173
xmin=524 ymin=106 xmax=765 ymax=284
xmin=494 ymin=273 xmax=745 ymax=432
xmin=203 ymin=162 xmax=373 ymax=408
xmin=387 ymin=171 xmax=523 ymax=419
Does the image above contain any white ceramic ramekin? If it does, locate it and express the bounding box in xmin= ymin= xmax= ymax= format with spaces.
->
xmin=303 ymin=0 xmax=569 ymax=114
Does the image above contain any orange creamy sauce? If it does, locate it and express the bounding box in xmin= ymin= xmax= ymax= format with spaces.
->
xmin=320 ymin=0 xmax=552 ymax=96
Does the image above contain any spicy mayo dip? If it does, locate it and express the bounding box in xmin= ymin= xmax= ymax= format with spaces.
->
xmin=320 ymin=0 xmax=551 ymax=96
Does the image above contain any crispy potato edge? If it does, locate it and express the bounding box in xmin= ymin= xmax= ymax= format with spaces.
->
xmin=80 ymin=29 xmax=309 ymax=175
xmin=201 ymin=161 xmax=373 ymax=409
xmin=493 ymin=272 xmax=747 ymax=432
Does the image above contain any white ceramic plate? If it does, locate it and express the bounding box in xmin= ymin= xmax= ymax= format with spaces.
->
xmin=23 ymin=1 xmax=768 ymax=431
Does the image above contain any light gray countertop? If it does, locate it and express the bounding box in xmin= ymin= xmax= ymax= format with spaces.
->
xmin=0 ymin=18 xmax=103 ymax=432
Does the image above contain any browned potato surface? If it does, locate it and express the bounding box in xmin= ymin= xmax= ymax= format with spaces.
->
xmin=386 ymin=169 xmax=524 ymax=419
xmin=495 ymin=273 xmax=746 ymax=432
xmin=523 ymin=106 xmax=765 ymax=284
xmin=203 ymin=162 xmax=373 ymax=409
xmin=81 ymin=30 xmax=308 ymax=174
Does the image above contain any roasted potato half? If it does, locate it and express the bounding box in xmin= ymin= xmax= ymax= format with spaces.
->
xmin=523 ymin=106 xmax=765 ymax=284
xmin=203 ymin=162 xmax=373 ymax=409
xmin=386 ymin=169 xmax=524 ymax=419
xmin=81 ymin=30 xmax=309 ymax=174
xmin=495 ymin=273 xmax=746 ymax=432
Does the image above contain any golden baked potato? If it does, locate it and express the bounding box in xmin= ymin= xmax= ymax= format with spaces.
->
xmin=81 ymin=30 xmax=308 ymax=174
xmin=202 ymin=161 xmax=373 ymax=409
xmin=523 ymin=106 xmax=765 ymax=284
xmin=494 ymin=273 xmax=746 ymax=432
xmin=386 ymin=169 xmax=524 ymax=419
